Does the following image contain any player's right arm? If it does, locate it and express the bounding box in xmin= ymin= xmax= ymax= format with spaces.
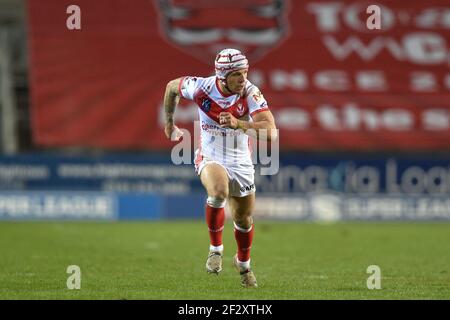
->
xmin=163 ymin=78 xmax=183 ymax=140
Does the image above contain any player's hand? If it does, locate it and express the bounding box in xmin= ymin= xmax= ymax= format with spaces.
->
xmin=164 ymin=123 xmax=184 ymax=141
xmin=219 ymin=112 xmax=238 ymax=129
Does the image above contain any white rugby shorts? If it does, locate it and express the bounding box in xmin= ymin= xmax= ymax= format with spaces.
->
xmin=194 ymin=153 xmax=255 ymax=198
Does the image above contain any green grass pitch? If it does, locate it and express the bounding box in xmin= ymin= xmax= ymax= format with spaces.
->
xmin=0 ymin=221 xmax=448 ymax=299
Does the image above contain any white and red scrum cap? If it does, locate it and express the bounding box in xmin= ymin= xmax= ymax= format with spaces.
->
xmin=214 ymin=48 xmax=249 ymax=81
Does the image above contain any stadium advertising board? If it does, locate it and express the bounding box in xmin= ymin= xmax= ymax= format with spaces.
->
xmin=0 ymin=153 xmax=449 ymax=220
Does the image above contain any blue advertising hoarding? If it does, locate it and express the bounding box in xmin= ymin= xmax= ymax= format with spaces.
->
xmin=0 ymin=152 xmax=449 ymax=220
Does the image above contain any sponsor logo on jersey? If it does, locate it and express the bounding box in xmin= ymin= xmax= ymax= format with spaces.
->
xmin=201 ymin=121 xmax=220 ymax=131
xmin=217 ymin=99 xmax=231 ymax=107
xmin=252 ymin=90 xmax=263 ymax=102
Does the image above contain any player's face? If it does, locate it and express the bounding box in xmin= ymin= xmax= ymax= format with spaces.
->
xmin=226 ymin=69 xmax=248 ymax=94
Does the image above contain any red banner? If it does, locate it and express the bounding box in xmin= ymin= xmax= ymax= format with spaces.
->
xmin=28 ymin=0 xmax=450 ymax=151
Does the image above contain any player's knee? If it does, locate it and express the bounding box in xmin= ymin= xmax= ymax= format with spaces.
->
xmin=207 ymin=196 xmax=227 ymax=208
xmin=233 ymin=215 xmax=253 ymax=229
xmin=209 ymin=185 xmax=228 ymax=200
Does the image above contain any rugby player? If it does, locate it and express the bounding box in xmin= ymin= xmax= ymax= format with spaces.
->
xmin=163 ymin=48 xmax=277 ymax=287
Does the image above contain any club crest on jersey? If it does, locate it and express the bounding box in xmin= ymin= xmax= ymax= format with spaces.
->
xmin=236 ymin=103 xmax=245 ymax=116
xmin=201 ymin=98 xmax=212 ymax=113
xmin=154 ymin=0 xmax=290 ymax=63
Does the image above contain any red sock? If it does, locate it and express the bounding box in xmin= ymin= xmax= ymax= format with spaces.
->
xmin=205 ymin=204 xmax=225 ymax=247
xmin=234 ymin=223 xmax=254 ymax=262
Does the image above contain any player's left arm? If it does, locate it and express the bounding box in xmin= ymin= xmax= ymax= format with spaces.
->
xmin=219 ymin=110 xmax=278 ymax=141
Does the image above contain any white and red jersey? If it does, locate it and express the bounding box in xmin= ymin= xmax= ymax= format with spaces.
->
xmin=179 ymin=75 xmax=269 ymax=170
